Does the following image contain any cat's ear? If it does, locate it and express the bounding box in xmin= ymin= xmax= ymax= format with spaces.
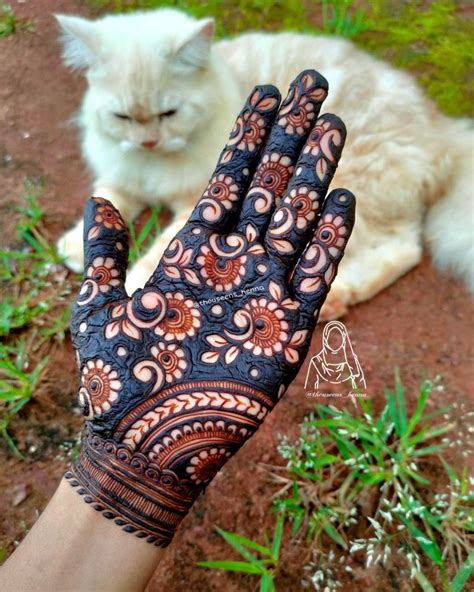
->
xmin=176 ymin=18 xmax=215 ymax=69
xmin=55 ymin=14 xmax=99 ymax=70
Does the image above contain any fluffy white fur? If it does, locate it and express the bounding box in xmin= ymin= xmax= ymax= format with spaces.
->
xmin=56 ymin=9 xmax=474 ymax=318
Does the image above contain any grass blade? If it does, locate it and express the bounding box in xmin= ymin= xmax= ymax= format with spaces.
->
xmin=271 ymin=513 xmax=284 ymax=561
xmin=451 ymin=550 xmax=474 ymax=592
xmin=197 ymin=560 xmax=262 ymax=574
xmin=215 ymin=527 xmax=268 ymax=570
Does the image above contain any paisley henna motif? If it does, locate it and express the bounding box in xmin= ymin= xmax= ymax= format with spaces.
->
xmin=199 ymin=174 xmax=240 ymax=223
xmin=265 ymin=114 xmax=348 ymax=260
xmin=105 ymin=289 xmax=166 ymax=340
xmin=67 ymin=72 xmax=356 ymax=548
xmin=162 ymin=239 xmax=200 ymax=285
xmin=189 ymin=85 xmax=281 ymax=228
xmin=236 ymin=70 xmax=329 ymax=235
xmin=277 ymin=70 xmax=328 ymax=135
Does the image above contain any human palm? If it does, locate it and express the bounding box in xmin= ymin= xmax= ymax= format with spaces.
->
xmin=67 ymin=70 xmax=355 ymax=546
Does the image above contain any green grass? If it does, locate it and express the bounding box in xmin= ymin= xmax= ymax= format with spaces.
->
xmin=87 ymin=0 xmax=473 ymax=117
xmin=0 ymin=2 xmax=33 ymax=37
xmin=0 ymin=181 xmax=74 ymax=337
xmin=88 ymin=0 xmax=370 ymax=37
xmin=363 ymin=1 xmax=473 ymax=116
xmin=0 ymin=342 xmax=49 ymax=458
xmin=197 ymin=514 xmax=285 ymax=591
xmin=127 ymin=206 xmax=162 ymax=265
xmin=0 ymin=181 xmax=79 ymax=455
xmin=271 ymin=374 xmax=473 ymax=590
xmin=200 ymin=375 xmax=473 ymax=590
xmin=0 ymin=3 xmax=17 ymax=36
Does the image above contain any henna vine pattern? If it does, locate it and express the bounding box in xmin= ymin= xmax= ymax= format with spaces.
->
xmin=66 ymin=71 xmax=356 ymax=548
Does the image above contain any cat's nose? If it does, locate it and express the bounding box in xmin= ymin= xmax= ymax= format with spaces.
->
xmin=141 ymin=140 xmax=156 ymax=149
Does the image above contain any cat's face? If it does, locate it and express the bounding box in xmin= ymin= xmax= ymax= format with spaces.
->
xmin=56 ymin=10 xmax=216 ymax=154
xmin=85 ymin=57 xmax=212 ymax=154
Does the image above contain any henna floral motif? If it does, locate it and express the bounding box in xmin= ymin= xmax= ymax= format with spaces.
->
xmin=199 ymin=174 xmax=240 ymax=223
xmin=95 ymin=201 xmax=125 ymax=230
xmin=238 ymin=112 xmax=267 ymax=151
xmin=278 ymin=101 xmax=315 ymax=135
xmin=239 ymin=297 xmax=289 ymax=355
xmin=203 ymin=282 xmax=307 ymax=364
xmin=316 ymin=213 xmax=348 ymax=256
xmin=155 ymin=292 xmax=201 ymax=341
xmin=284 ymin=186 xmax=320 ymax=229
xmin=87 ymin=197 xmax=127 ymax=241
xmin=68 ymin=71 xmax=355 ymax=549
xmin=78 ymin=359 xmax=122 ymax=418
xmin=226 ymin=87 xmax=279 ymax=153
xmin=151 ymin=342 xmax=187 ymax=383
xmin=186 ymin=448 xmax=232 ymax=484
xmin=196 ymin=233 xmax=252 ymax=292
xmin=246 ymin=153 xmax=295 ymax=215
xmin=86 ymin=256 xmax=121 ymax=292
xmin=197 ymin=245 xmax=247 ymax=291
xmin=252 ymin=153 xmax=294 ymax=194
xmin=265 ymin=186 xmax=321 ymax=254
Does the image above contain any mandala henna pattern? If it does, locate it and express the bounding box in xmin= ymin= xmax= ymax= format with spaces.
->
xmin=66 ymin=71 xmax=356 ymax=547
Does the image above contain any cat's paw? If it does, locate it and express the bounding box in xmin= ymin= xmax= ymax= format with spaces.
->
xmin=57 ymin=224 xmax=84 ymax=273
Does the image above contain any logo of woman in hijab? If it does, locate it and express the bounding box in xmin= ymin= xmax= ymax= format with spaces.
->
xmin=304 ymin=321 xmax=366 ymax=392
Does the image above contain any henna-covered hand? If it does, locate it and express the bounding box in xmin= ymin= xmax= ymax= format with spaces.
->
xmin=66 ymin=70 xmax=355 ymax=547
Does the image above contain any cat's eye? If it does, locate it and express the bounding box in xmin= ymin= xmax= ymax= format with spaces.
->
xmin=159 ymin=109 xmax=177 ymax=118
xmin=114 ymin=113 xmax=131 ymax=121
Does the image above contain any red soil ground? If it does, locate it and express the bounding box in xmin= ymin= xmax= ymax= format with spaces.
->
xmin=0 ymin=2 xmax=472 ymax=590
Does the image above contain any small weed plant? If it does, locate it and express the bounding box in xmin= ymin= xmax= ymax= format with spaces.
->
xmin=0 ymin=181 xmax=78 ymax=455
xmin=200 ymin=376 xmax=473 ymax=591
xmin=198 ymin=514 xmax=285 ymax=591
xmin=127 ymin=206 xmax=162 ymax=264
xmin=0 ymin=3 xmax=33 ymax=37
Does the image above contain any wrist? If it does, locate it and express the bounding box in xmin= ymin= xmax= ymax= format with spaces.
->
xmin=1 ymin=478 xmax=165 ymax=592
xmin=66 ymin=379 xmax=275 ymax=546
xmin=65 ymin=432 xmax=195 ymax=547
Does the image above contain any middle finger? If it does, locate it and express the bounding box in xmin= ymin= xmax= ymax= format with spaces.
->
xmin=236 ymin=69 xmax=329 ymax=241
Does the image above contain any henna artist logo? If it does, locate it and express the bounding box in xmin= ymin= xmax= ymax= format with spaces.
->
xmin=304 ymin=321 xmax=367 ymax=398
xmin=195 ymin=285 xmax=265 ymax=308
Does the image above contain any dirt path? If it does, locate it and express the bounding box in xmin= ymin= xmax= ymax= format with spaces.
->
xmin=0 ymin=2 xmax=472 ymax=590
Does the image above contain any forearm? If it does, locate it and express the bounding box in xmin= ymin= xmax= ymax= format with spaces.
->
xmin=0 ymin=478 xmax=164 ymax=592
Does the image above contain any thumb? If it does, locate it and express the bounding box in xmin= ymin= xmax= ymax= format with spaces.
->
xmin=75 ymin=197 xmax=129 ymax=310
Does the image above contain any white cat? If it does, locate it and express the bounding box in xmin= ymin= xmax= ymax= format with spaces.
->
xmin=56 ymin=8 xmax=473 ymax=319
